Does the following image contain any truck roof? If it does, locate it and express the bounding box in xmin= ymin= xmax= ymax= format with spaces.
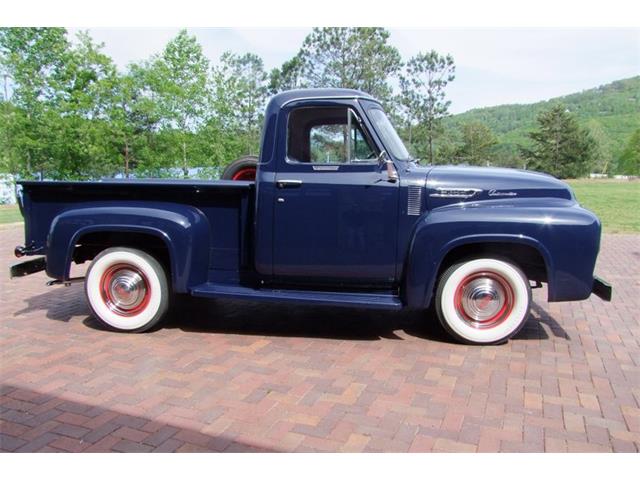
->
xmin=269 ymin=88 xmax=379 ymax=109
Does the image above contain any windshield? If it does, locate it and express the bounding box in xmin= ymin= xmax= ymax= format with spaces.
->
xmin=367 ymin=107 xmax=411 ymax=161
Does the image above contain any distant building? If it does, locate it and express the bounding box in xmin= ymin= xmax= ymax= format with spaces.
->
xmin=0 ymin=174 xmax=16 ymax=204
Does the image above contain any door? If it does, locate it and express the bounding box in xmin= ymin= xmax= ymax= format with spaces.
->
xmin=272 ymin=105 xmax=400 ymax=286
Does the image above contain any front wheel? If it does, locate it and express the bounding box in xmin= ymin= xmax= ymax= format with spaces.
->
xmin=85 ymin=247 xmax=170 ymax=333
xmin=435 ymin=258 xmax=531 ymax=345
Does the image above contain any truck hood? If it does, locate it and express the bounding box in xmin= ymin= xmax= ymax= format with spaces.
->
xmin=424 ymin=165 xmax=574 ymax=208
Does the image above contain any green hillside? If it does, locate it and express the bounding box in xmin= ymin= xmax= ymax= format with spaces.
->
xmin=444 ymin=76 xmax=640 ymax=161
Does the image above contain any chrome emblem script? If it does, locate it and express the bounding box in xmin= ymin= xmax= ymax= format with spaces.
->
xmin=488 ymin=189 xmax=517 ymax=197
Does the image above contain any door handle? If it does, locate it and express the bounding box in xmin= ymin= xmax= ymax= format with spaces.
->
xmin=276 ymin=179 xmax=303 ymax=189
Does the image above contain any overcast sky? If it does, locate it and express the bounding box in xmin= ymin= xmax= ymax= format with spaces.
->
xmin=69 ymin=27 xmax=640 ymax=114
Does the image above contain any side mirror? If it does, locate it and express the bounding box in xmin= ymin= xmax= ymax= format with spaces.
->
xmin=378 ymin=151 xmax=398 ymax=183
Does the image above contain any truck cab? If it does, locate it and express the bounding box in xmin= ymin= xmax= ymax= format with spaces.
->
xmin=11 ymin=89 xmax=612 ymax=345
xmin=255 ymin=90 xmax=403 ymax=286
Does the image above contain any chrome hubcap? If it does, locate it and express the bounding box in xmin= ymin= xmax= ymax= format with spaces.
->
xmin=108 ymin=269 xmax=146 ymax=310
xmin=100 ymin=264 xmax=150 ymax=316
xmin=455 ymin=272 xmax=514 ymax=329
xmin=460 ymin=278 xmax=504 ymax=321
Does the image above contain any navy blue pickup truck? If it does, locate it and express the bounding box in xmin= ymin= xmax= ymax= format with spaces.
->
xmin=11 ymin=89 xmax=612 ymax=345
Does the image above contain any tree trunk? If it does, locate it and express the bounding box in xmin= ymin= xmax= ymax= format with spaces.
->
xmin=182 ymin=141 xmax=188 ymax=178
xmin=428 ymin=122 xmax=434 ymax=164
xmin=124 ymin=140 xmax=130 ymax=179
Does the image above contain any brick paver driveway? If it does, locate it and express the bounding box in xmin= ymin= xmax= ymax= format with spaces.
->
xmin=1 ymin=224 xmax=638 ymax=452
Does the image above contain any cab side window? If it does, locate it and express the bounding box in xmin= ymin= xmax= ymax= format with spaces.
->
xmin=288 ymin=107 xmax=376 ymax=164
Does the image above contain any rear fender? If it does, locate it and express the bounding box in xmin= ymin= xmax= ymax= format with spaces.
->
xmin=46 ymin=202 xmax=211 ymax=293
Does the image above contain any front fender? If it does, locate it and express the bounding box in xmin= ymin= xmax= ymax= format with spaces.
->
xmin=46 ymin=202 xmax=211 ymax=293
xmin=403 ymin=198 xmax=601 ymax=308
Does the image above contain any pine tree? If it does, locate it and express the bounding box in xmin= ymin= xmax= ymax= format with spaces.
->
xmin=454 ymin=121 xmax=497 ymax=166
xmin=399 ymin=51 xmax=455 ymax=164
xmin=617 ymin=129 xmax=640 ymax=175
xmin=520 ymin=104 xmax=595 ymax=178
xmin=295 ymin=27 xmax=401 ymax=104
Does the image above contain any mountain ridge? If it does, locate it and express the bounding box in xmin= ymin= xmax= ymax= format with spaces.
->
xmin=444 ymin=76 xmax=640 ymax=160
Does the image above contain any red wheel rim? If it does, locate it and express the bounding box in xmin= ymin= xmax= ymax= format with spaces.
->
xmin=100 ymin=263 xmax=151 ymax=317
xmin=231 ymin=167 xmax=256 ymax=181
xmin=454 ymin=271 xmax=514 ymax=329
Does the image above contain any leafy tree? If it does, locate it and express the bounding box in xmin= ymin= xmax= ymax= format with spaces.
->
xmin=585 ymin=119 xmax=614 ymax=175
xmin=143 ymin=29 xmax=210 ymax=176
xmin=269 ymin=55 xmax=304 ymax=94
xmin=49 ymin=31 xmax=121 ymax=179
xmin=296 ymin=27 xmax=401 ymax=103
xmin=454 ymin=121 xmax=497 ymax=166
xmin=491 ymin=144 xmax=525 ymax=169
xmin=104 ymin=68 xmax=152 ymax=178
xmin=431 ymin=126 xmax=460 ymax=164
xmin=617 ymin=129 xmax=640 ymax=175
xmin=399 ymin=50 xmax=455 ymax=164
xmin=0 ymin=28 xmax=122 ymax=179
xmin=0 ymin=27 xmax=70 ymax=177
xmin=212 ymin=52 xmax=268 ymax=156
xmin=520 ymin=104 xmax=595 ymax=178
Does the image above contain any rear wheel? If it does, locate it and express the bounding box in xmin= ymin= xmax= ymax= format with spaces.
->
xmin=221 ymin=156 xmax=258 ymax=181
xmin=435 ymin=258 xmax=531 ymax=345
xmin=85 ymin=247 xmax=169 ymax=332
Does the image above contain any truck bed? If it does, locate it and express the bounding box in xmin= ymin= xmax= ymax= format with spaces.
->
xmin=18 ymin=179 xmax=256 ymax=282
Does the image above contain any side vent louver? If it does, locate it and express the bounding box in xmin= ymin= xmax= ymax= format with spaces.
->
xmin=407 ymin=186 xmax=423 ymax=216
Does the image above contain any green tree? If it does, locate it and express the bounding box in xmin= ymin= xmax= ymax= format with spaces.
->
xmin=520 ymin=104 xmax=595 ymax=178
xmin=212 ymin=51 xmax=268 ymax=156
xmin=269 ymin=55 xmax=304 ymax=94
xmin=586 ymin=119 xmax=614 ymax=175
xmin=0 ymin=28 xmax=122 ymax=179
xmin=431 ymin=126 xmax=460 ymax=164
xmin=399 ymin=50 xmax=455 ymax=164
xmin=491 ymin=144 xmax=525 ymax=169
xmin=454 ymin=121 xmax=497 ymax=166
xmin=104 ymin=67 xmax=156 ymax=177
xmin=296 ymin=27 xmax=401 ymax=103
xmin=617 ymin=129 xmax=640 ymax=175
xmin=0 ymin=27 xmax=70 ymax=177
xmin=49 ymin=31 xmax=121 ymax=179
xmin=143 ymin=29 xmax=210 ymax=176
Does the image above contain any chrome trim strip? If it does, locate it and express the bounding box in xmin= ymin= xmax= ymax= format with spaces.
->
xmin=312 ymin=165 xmax=340 ymax=171
xmin=281 ymin=95 xmax=381 ymax=108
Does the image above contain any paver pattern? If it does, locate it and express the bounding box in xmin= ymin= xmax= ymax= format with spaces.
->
xmin=1 ymin=224 xmax=638 ymax=452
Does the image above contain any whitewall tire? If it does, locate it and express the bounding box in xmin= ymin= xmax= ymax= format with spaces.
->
xmin=85 ymin=247 xmax=169 ymax=332
xmin=435 ymin=258 xmax=531 ymax=345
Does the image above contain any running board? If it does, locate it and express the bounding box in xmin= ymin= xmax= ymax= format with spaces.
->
xmin=190 ymin=283 xmax=403 ymax=310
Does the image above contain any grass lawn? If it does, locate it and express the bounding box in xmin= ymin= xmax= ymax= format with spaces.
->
xmin=0 ymin=204 xmax=23 ymax=225
xmin=566 ymin=179 xmax=640 ymax=233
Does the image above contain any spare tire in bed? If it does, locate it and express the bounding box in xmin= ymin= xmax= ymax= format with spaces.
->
xmin=221 ymin=156 xmax=258 ymax=181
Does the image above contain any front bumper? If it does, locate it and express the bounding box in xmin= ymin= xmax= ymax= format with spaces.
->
xmin=592 ymin=276 xmax=612 ymax=302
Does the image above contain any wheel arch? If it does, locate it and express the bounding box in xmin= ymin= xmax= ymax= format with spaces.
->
xmin=46 ymin=204 xmax=211 ymax=293
xmin=69 ymin=226 xmax=174 ymax=284
xmin=404 ymin=231 xmax=554 ymax=309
